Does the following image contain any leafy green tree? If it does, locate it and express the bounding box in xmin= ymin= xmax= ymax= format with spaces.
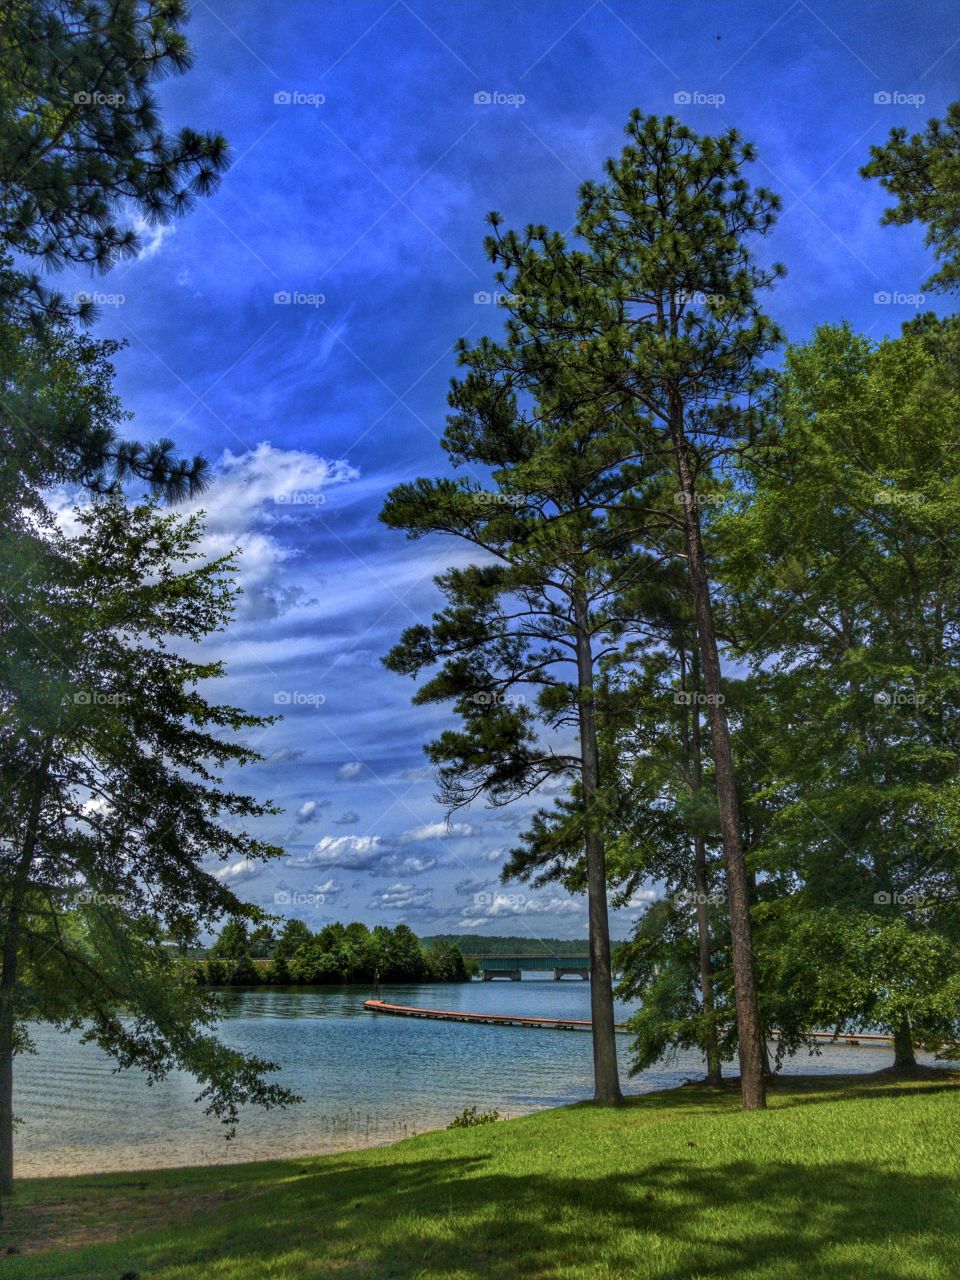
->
xmin=719 ymin=322 xmax=960 ymax=1068
xmin=273 ymin=917 xmax=313 ymax=963
xmin=0 ymin=0 xmax=228 ymax=321
xmin=211 ymin=919 xmax=250 ymax=960
xmin=248 ymin=924 xmax=275 ymax=960
xmin=231 ymin=953 xmax=260 ymax=986
xmin=862 ymin=101 xmax=960 ymax=293
xmin=423 ymin=941 xmax=469 ymax=983
xmin=0 ymin=498 xmax=291 ymax=1193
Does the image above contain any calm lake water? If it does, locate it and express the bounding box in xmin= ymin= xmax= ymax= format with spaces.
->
xmin=18 ymin=979 xmax=928 ymax=1176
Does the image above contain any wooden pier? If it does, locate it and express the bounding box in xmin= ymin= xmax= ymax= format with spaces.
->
xmin=363 ymin=998 xmax=623 ymax=1033
xmin=363 ymin=1000 xmax=897 ymax=1047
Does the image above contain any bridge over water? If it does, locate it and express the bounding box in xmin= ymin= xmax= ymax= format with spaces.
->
xmin=473 ymin=953 xmax=590 ymax=981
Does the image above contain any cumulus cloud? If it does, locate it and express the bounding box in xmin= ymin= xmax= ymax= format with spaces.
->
xmin=296 ymin=800 xmax=329 ymax=823
xmin=334 ymin=810 xmax=360 ymax=825
xmin=214 ymin=858 xmax=261 ymax=885
xmin=458 ymin=892 xmax=584 ymax=929
xmin=335 ymin=761 xmax=365 ymax=782
xmin=183 ymin=443 xmax=357 ymax=622
xmin=399 ymin=821 xmax=476 ymax=842
xmin=289 ymin=834 xmax=386 ymax=870
xmin=367 ymin=882 xmax=434 ymax=912
xmin=287 ymin=835 xmax=437 ymax=877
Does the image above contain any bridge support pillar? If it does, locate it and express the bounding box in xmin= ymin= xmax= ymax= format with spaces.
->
xmin=553 ymin=967 xmax=590 ymax=980
xmin=483 ymin=968 xmax=521 ymax=981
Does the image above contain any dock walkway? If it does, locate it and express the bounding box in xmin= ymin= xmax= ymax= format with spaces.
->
xmin=363 ymin=1000 xmax=895 ymax=1046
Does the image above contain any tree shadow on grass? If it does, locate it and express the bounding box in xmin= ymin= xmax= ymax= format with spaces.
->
xmin=83 ymin=1143 xmax=960 ymax=1280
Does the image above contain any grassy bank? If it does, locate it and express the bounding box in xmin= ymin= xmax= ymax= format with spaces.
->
xmin=5 ymin=1071 xmax=960 ymax=1279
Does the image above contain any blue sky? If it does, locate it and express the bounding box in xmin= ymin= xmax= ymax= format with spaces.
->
xmin=57 ymin=0 xmax=959 ymax=941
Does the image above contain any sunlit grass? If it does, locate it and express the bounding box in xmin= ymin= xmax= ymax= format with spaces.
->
xmin=6 ymin=1071 xmax=960 ymax=1279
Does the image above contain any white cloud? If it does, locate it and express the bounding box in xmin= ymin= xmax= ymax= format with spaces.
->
xmin=336 ymin=761 xmax=365 ymax=781
xmin=296 ymin=800 xmax=329 ymax=823
xmin=368 ymin=882 xmax=433 ymax=911
xmin=132 ymin=215 xmax=176 ymax=260
xmin=459 ymin=892 xmax=584 ymax=928
xmin=287 ymin=835 xmax=436 ymax=877
xmin=399 ymin=821 xmax=476 ymax=842
xmin=185 ymin=443 xmax=358 ymax=622
xmin=214 ymin=858 xmax=261 ymax=885
xmin=289 ymin=834 xmax=386 ymax=870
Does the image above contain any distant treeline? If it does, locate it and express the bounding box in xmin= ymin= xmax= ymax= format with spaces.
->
xmin=198 ymin=919 xmax=470 ymax=986
xmin=421 ymin=935 xmax=626 ymax=959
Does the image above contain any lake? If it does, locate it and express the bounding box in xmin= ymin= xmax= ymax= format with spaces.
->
xmin=18 ymin=979 xmax=929 ymax=1177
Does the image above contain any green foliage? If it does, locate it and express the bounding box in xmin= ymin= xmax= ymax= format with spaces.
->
xmin=0 ymin=0 xmax=229 ymax=322
xmin=0 ymin=497 xmax=295 ymax=1177
xmin=447 ymin=1106 xmax=501 ymax=1128
xmin=211 ymin=919 xmax=250 ymax=961
xmin=862 ymin=100 xmax=960 ymax=293
xmin=205 ymin=920 xmax=466 ymax=986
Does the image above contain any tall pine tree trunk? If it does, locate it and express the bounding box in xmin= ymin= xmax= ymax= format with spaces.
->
xmin=682 ymin=649 xmax=721 ymax=1084
xmin=693 ymin=830 xmax=722 ymax=1085
xmin=0 ymin=740 xmax=51 ymax=1196
xmin=572 ymin=588 xmax=623 ymax=1104
xmin=670 ymin=410 xmax=766 ymax=1111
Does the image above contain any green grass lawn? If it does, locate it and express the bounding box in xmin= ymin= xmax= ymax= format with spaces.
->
xmin=5 ymin=1070 xmax=960 ymax=1279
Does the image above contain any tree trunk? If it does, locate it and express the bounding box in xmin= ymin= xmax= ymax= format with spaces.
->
xmin=670 ymin=411 xmax=766 ymax=1111
xmin=893 ymin=1020 xmax=918 ymax=1072
xmin=685 ymin=652 xmax=721 ymax=1085
xmin=572 ymin=588 xmax=623 ymax=1104
xmin=693 ymin=834 xmax=722 ymax=1084
xmin=0 ymin=739 xmax=52 ymax=1196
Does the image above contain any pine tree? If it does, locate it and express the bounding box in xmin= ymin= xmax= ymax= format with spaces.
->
xmin=0 ymin=0 xmax=228 ymax=322
xmin=482 ymin=112 xmax=783 ymax=1109
xmin=382 ymin=315 xmax=670 ymax=1103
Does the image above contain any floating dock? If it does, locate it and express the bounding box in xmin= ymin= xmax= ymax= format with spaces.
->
xmin=363 ymin=998 xmax=624 ymax=1033
xmin=363 ymin=1000 xmax=896 ymax=1046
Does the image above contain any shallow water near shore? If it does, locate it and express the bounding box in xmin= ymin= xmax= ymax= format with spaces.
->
xmin=19 ymin=980 xmax=932 ymax=1177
